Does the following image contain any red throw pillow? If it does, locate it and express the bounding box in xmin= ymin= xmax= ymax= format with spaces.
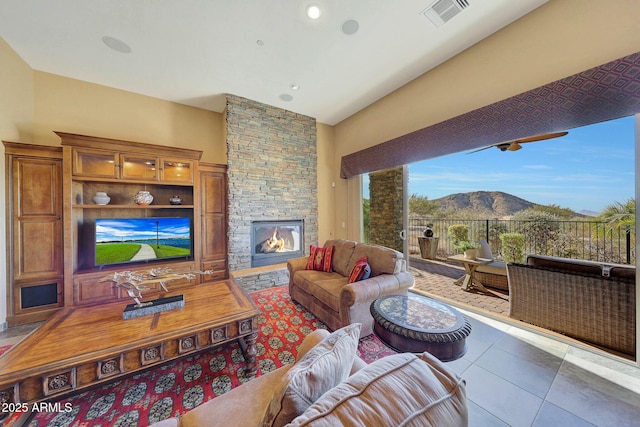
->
xmin=348 ymin=255 xmax=371 ymax=283
xmin=306 ymin=245 xmax=334 ymax=272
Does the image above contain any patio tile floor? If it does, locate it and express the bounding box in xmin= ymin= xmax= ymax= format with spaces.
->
xmin=410 ymin=257 xmax=510 ymax=316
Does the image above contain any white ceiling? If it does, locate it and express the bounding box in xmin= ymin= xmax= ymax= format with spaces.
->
xmin=0 ymin=0 xmax=548 ymax=125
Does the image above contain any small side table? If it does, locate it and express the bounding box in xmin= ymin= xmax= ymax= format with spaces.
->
xmin=447 ymin=254 xmax=492 ymax=293
xmin=370 ymin=294 xmax=472 ymax=361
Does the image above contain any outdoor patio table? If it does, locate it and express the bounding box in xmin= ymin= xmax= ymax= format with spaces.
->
xmin=447 ymin=254 xmax=492 ymax=293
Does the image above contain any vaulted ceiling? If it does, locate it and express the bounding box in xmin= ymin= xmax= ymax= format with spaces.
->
xmin=0 ymin=0 xmax=548 ymax=125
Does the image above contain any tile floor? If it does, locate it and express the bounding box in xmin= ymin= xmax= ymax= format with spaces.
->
xmin=448 ymin=308 xmax=640 ymax=426
xmin=409 ymin=257 xmax=640 ymax=425
xmin=1 ymin=301 xmax=639 ymax=426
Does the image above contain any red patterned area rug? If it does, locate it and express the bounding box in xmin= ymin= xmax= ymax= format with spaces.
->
xmin=0 ymin=345 xmax=11 ymax=357
xmin=5 ymin=285 xmax=395 ymax=427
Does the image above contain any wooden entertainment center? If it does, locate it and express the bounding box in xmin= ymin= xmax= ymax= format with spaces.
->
xmin=1 ymin=133 xmax=254 ymax=413
xmin=4 ymin=132 xmax=228 ymax=326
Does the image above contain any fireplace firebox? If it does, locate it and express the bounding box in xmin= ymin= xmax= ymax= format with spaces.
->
xmin=251 ymin=220 xmax=304 ymax=267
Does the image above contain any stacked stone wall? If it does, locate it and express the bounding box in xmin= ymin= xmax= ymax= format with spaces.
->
xmin=226 ymin=94 xmax=318 ymax=271
xmin=368 ymin=167 xmax=404 ymax=252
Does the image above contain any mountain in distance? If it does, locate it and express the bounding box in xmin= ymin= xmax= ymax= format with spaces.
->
xmin=430 ymin=191 xmax=582 ymax=218
xmin=578 ymin=209 xmax=599 ymax=217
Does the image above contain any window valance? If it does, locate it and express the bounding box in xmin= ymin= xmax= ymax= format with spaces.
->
xmin=340 ymin=51 xmax=640 ymax=179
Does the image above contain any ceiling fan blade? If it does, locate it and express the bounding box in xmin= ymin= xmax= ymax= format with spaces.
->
xmin=467 ymin=131 xmax=568 ymax=154
xmin=466 ymin=145 xmax=494 ymax=154
xmin=511 ymin=131 xmax=569 ymax=145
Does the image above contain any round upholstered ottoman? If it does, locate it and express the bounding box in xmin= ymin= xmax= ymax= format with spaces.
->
xmin=371 ymin=293 xmax=472 ymax=361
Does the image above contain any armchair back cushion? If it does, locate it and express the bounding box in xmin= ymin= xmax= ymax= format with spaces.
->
xmin=285 ymin=352 xmax=468 ymax=427
xmin=262 ymin=324 xmax=361 ymax=427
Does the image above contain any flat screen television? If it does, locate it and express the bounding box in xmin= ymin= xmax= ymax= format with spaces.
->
xmin=95 ymin=217 xmax=192 ymax=266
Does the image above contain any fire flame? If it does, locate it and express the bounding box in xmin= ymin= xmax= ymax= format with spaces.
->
xmin=265 ymin=229 xmax=286 ymax=253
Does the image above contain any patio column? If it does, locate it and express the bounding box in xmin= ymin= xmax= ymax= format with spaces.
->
xmin=368 ymin=167 xmax=404 ymax=252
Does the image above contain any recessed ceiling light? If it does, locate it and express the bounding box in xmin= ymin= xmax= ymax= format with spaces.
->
xmin=280 ymin=94 xmax=293 ymax=102
xmin=342 ymin=19 xmax=360 ymax=35
xmin=291 ymin=84 xmax=300 ymax=90
xmin=305 ymin=4 xmax=322 ymax=20
xmin=101 ymin=35 xmax=132 ymax=54
xmin=256 ymin=39 xmax=264 ymax=46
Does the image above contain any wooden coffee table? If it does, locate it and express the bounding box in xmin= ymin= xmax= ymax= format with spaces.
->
xmin=0 ymin=279 xmax=260 ymax=410
xmin=371 ymin=293 xmax=472 ymax=361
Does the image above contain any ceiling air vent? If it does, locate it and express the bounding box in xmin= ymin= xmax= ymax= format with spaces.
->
xmin=422 ymin=0 xmax=470 ymax=28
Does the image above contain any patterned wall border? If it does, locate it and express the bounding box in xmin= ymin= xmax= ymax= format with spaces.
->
xmin=341 ymin=51 xmax=640 ymax=178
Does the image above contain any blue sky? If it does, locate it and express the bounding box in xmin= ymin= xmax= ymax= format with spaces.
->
xmin=376 ymin=115 xmax=635 ymax=214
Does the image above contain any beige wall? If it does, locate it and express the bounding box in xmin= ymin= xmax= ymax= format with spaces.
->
xmin=316 ymin=122 xmax=336 ymax=243
xmin=0 ymin=38 xmax=35 ymax=328
xmin=332 ymin=0 xmax=640 ymax=240
xmin=32 ymin=72 xmax=225 ymax=163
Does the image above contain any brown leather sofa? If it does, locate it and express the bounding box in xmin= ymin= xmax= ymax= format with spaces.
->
xmin=287 ymin=239 xmax=414 ymax=338
xmin=150 ymin=326 xmax=468 ymax=427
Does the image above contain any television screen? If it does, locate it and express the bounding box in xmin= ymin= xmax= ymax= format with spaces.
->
xmin=95 ymin=217 xmax=192 ymax=266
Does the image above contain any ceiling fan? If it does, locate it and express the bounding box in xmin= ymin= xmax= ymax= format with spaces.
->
xmin=467 ymin=131 xmax=569 ymax=154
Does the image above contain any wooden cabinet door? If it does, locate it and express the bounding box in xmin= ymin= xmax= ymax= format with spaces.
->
xmin=120 ymin=154 xmax=159 ymax=180
xmin=161 ymin=158 xmax=194 ymax=183
xmin=200 ymin=168 xmax=227 ymax=280
xmin=12 ymin=157 xmax=63 ymax=280
xmin=72 ymin=148 xmax=119 ymax=178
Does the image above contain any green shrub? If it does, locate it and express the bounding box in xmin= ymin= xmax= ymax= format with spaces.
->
xmin=447 ymin=224 xmax=469 ymax=247
xmin=500 ymin=232 xmax=525 ymax=263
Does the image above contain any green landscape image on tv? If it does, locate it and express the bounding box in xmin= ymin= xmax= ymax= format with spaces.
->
xmin=95 ymin=217 xmax=192 ymax=266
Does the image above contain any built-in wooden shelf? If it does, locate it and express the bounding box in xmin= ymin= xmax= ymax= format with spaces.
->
xmin=73 ymin=204 xmax=195 ymax=209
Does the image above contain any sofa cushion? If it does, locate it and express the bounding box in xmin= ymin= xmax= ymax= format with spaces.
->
xmin=347 ymin=255 xmax=371 ymax=283
xmin=526 ymin=254 xmax=603 ymax=275
xmin=525 ymin=254 xmax=637 ymax=279
xmin=306 ymin=245 xmax=334 ymax=272
xmin=285 ymin=352 xmax=468 ymax=427
xmin=323 ymin=239 xmax=357 ymax=276
xmin=293 ymin=270 xmax=348 ymax=311
xmin=261 ymin=323 xmax=361 ymax=427
xmin=346 ymin=243 xmax=403 ymax=277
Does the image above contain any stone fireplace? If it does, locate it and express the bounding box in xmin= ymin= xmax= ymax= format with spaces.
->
xmin=225 ymin=94 xmax=318 ymax=274
xmin=251 ymin=220 xmax=304 ymax=267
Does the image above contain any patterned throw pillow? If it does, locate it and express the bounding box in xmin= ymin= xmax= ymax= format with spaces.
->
xmin=261 ymin=323 xmax=362 ymax=427
xmin=305 ymin=245 xmax=334 ymax=272
xmin=348 ymin=255 xmax=371 ymax=283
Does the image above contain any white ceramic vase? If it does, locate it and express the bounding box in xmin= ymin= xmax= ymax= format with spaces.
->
xmin=92 ymin=191 xmax=111 ymax=205
xmin=134 ymin=190 xmax=153 ymax=206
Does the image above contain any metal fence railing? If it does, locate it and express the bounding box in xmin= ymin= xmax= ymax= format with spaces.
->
xmin=408 ymin=218 xmax=635 ymax=265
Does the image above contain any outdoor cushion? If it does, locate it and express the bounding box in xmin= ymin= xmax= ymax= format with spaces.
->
xmin=261 ymin=323 xmax=361 ymax=427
